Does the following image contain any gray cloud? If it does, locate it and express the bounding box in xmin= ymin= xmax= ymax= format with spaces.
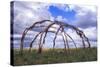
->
xmin=75 ymin=10 xmax=97 ymax=28
xmin=71 ymin=5 xmax=97 ymax=28
xmin=12 ymin=2 xmax=97 ymax=48
xmin=13 ymin=1 xmax=52 ymax=34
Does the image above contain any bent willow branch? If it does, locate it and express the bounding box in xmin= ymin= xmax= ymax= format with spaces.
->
xmin=20 ymin=20 xmax=91 ymax=54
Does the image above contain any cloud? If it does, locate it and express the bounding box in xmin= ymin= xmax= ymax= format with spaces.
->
xmin=13 ymin=1 xmax=53 ymax=34
xmin=48 ymin=24 xmax=60 ymax=32
xmin=55 ymin=15 xmax=68 ymax=22
xmin=70 ymin=5 xmax=97 ymax=28
xmin=52 ymin=3 xmax=69 ymax=11
xmin=82 ymin=27 xmax=97 ymax=41
xmin=50 ymin=4 xmax=97 ymax=29
xmin=12 ymin=2 xmax=97 ymax=48
xmin=12 ymin=32 xmax=37 ymax=39
xmin=52 ymin=5 xmax=97 ymax=46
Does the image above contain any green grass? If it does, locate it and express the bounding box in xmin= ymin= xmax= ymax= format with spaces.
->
xmin=13 ymin=47 xmax=97 ymax=66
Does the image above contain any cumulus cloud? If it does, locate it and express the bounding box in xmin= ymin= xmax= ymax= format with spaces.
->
xmin=71 ymin=5 xmax=97 ymax=28
xmin=13 ymin=1 xmax=53 ymax=34
xmin=12 ymin=2 xmax=97 ymax=48
xmin=52 ymin=3 xmax=69 ymax=11
xmin=82 ymin=27 xmax=97 ymax=41
xmin=64 ymin=5 xmax=97 ymax=46
xmin=54 ymin=4 xmax=97 ymax=28
xmin=12 ymin=1 xmax=55 ymax=48
xmin=55 ymin=15 xmax=68 ymax=22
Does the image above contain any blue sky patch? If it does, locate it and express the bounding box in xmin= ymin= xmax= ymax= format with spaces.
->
xmin=48 ymin=5 xmax=76 ymax=22
xmin=12 ymin=1 xmax=97 ymax=48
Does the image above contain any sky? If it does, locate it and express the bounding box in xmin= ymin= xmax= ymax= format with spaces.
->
xmin=11 ymin=1 xmax=97 ymax=48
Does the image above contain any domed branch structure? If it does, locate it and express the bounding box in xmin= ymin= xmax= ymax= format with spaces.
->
xmin=20 ymin=20 xmax=91 ymax=54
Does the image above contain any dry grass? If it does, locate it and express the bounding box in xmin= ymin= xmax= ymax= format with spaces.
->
xmin=13 ymin=47 xmax=97 ymax=66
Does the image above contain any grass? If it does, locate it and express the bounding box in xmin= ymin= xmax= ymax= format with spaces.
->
xmin=13 ymin=47 xmax=97 ymax=66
